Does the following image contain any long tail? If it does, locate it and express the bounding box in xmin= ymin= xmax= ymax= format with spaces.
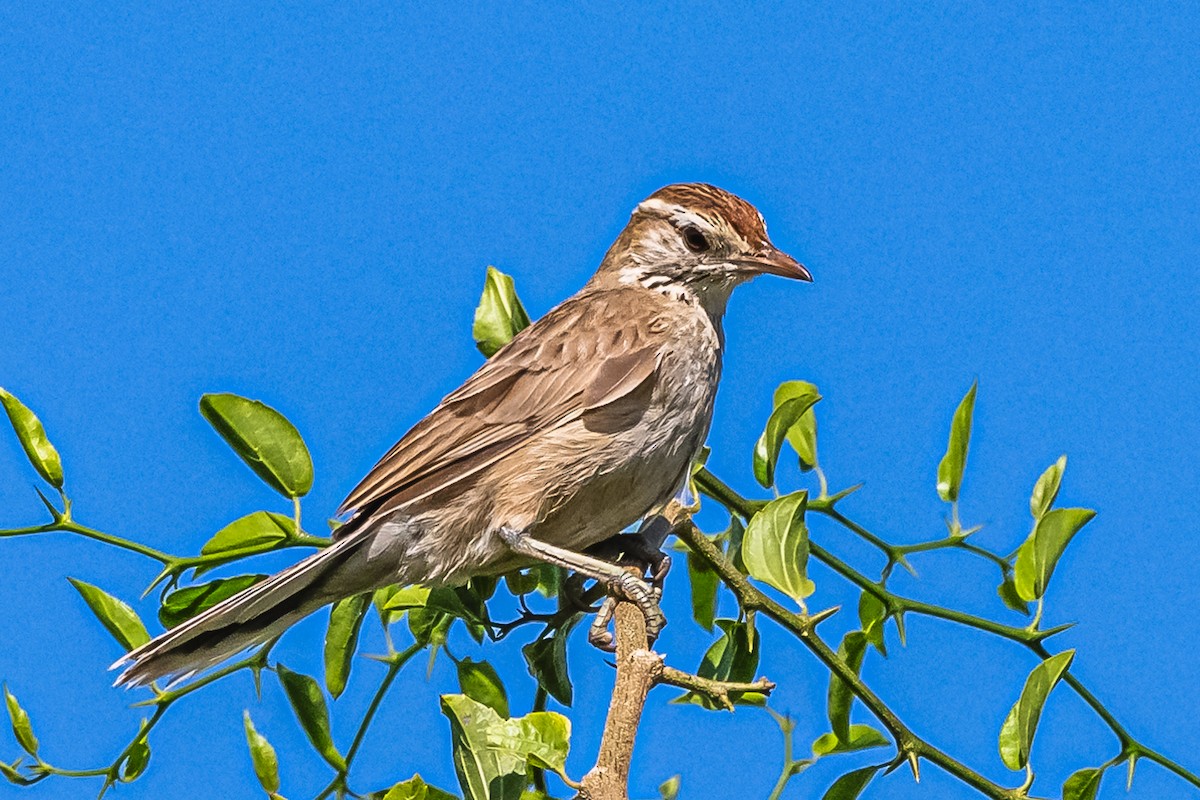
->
xmin=113 ymin=535 xmax=371 ymax=687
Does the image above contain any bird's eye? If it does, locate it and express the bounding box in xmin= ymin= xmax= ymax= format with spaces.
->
xmin=681 ymin=225 xmax=709 ymax=253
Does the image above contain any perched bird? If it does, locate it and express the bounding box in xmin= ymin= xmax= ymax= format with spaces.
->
xmin=115 ymin=183 xmax=811 ymax=686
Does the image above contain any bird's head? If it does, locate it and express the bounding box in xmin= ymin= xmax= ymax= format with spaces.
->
xmin=595 ymin=183 xmax=811 ymax=308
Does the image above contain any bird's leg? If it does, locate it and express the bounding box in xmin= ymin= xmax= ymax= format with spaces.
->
xmin=497 ymin=527 xmax=666 ymax=648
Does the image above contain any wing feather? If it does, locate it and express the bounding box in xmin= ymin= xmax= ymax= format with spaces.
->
xmin=336 ymin=288 xmax=664 ymax=521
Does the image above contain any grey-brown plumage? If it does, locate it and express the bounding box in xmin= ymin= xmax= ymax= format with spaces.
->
xmin=114 ymin=183 xmax=810 ymax=686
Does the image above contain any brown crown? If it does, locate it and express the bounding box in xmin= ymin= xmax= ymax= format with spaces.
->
xmin=642 ymin=183 xmax=770 ymax=248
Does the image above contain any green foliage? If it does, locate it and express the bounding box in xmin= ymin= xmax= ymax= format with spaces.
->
xmin=472 ymin=266 xmax=531 ymax=357
xmin=159 ymin=575 xmax=266 ymax=628
xmin=820 ymin=764 xmax=882 ymax=800
xmin=775 ymin=381 xmax=820 ymax=471
xmin=0 ymin=388 xmax=63 ymax=489
xmin=826 ymin=632 xmax=868 ymax=743
xmin=1013 ymin=508 xmax=1095 ymax=602
xmin=857 ymin=592 xmax=888 ymax=656
xmin=811 ymin=725 xmax=888 ymax=755
xmin=457 ymin=658 xmax=510 ymax=718
xmin=277 ymin=665 xmax=346 ymax=771
xmin=3 ymin=687 xmax=37 ymax=757
xmin=1062 ymin=767 xmax=1103 ymax=800
xmin=202 ymin=511 xmax=296 ymax=556
xmin=324 ymin=593 xmax=371 ymax=699
xmin=686 ymin=548 xmax=719 ymax=631
xmin=1030 ymin=455 xmax=1067 ymax=519
xmin=678 ymin=619 xmax=762 ymax=709
xmin=936 ymin=381 xmax=977 ymax=503
xmin=243 ymin=710 xmax=282 ymax=797
xmin=199 ymin=393 xmax=314 ymax=498
xmin=67 ymin=578 xmax=150 ymax=651
xmin=121 ymin=737 xmax=150 ymax=782
xmin=522 ymin=616 xmax=580 ymax=707
xmin=998 ymin=650 xmax=1074 ymax=770
xmin=753 ymin=386 xmax=821 ymax=487
xmin=742 ymin=491 xmax=815 ymax=605
xmin=383 ymin=774 xmax=459 ymax=800
xmin=440 ymin=694 xmax=569 ymax=800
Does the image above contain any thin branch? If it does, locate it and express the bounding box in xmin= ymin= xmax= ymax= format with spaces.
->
xmin=670 ymin=503 xmax=1022 ymax=800
xmin=657 ymin=667 xmax=774 ymax=712
xmin=691 ymin=470 xmax=1200 ymax=794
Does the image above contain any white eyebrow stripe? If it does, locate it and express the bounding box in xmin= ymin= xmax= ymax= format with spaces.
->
xmin=635 ymin=199 xmax=714 ymax=231
xmin=635 ymin=198 xmax=680 ymax=215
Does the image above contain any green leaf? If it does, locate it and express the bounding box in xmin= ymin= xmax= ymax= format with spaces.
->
xmin=325 ymin=593 xmax=371 ymax=699
xmin=408 ymin=607 xmax=450 ymax=648
xmin=753 ymin=389 xmax=822 ymax=487
xmin=440 ymin=694 xmax=570 ymax=800
xmin=0 ymin=388 xmax=64 ymax=489
xmin=473 ymin=266 xmax=532 ymax=358
xmin=812 ymin=725 xmax=889 ymax=756
xmin=774 ymin=380 xmax=820 ymax=471
xmin=1030 ymin=455 xmax=1067 ymax=519
xmin=68 ymin=578 xmax=150 ymax=651
xmin=858 ymin=591 xmax=888 ymax=656
xmin=1013 ymin=508 xmax=1096 ymax=602
xmin=383 ymin=774 xmax=459 ymax=800
xmin=276 ymin=664 xmax=345 ymax=771
xmin=426 ymin=586 xmax=488 ymax=644
xmin=381 ymin=585 xmax=432 ymax=613
xmin=1062 ymin=767 xmax=1103 ymax=800
xmin=201 ymin=511 xmax=295 ymax=556
xmin=502 ymin=569 xmax=539 ymax=596
xmin=659 ymin=775 xmax=681 ymax=800
xmin=827 ymin=632 xmax=868 ymax=742
xmin=680 ymin=619 xmax=761 ymax=709
xmin=523 ymin=615 xmax=581 ymax=706
xmin=534 ymin=564 xmax=563 ymax=598
xmin=0 ymin=760 xmax=30 ymax=785
xmin=821 ymin=765 xmax=882 ymax=800
xmin=936 ymin=381 xmax=977 ymax=502
xmin=997 ymin=577 xmax=1031 ymax=616
xmin=515 ymin=712 xmax=570 ymax=774
xmin=3 ymin=686 xmax=37 ymax=757
xmin=686 ymin=549 xmax=719 ymax=631
xmin=457 ymin=658 xmax=510 ymax=718
xmin=742 ymin=491 xmax=815 ymax=604
xmin=998 ymin=649 xmax=1074 ymax=770
xmin=199 ymin=393 xmax=314 ymax=498
xmin=724 ymin=514 xmax=747 ymax=574
xmin=122 ymin=739 xmax=150 ymax=781
xmin=243 ymin=710 xmax=281 ymax=795
xmin=159 ymin=575 xmax=266 ymax=629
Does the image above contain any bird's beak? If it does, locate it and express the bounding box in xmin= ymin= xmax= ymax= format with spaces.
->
xmin=744 ymin=248 xmax=812 ymax=282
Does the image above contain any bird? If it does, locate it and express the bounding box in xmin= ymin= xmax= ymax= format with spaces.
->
xmin=114 ymin=182 xmax=811 ymax=687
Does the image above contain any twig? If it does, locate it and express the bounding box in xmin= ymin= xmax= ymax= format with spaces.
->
xmin=669 ymin=502 xmax=1023 ymax=800
xmin=658 ymin=667 xmax=774 ymax=712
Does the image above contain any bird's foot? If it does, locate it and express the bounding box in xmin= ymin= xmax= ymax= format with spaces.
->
xmin=585 ymin=532 xmax=673 ymax=600
xmin=497 ymin=526 xmax=667 ymax=652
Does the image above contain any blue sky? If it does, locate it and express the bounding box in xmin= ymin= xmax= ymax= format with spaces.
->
xmin=1 ymin=3 xmax=1198 ymax=798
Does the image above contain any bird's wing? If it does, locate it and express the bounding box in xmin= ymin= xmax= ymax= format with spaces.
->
xmin=336 ymin=288 xmax=663 ymax=523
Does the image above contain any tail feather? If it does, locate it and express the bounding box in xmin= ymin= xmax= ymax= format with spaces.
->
xmin=113 ymin=536 xmax=368 ymax=687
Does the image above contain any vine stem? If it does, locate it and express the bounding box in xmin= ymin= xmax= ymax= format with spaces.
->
xmin=313 ymin=642 xmax=424 ymax=800
xmin=669 ymin=504 xmax=1021 ymax=800
xmin=691 ymin=468 xmax=1200 ymax=794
